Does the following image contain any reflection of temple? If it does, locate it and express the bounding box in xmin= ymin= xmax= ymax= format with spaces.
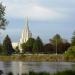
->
xmin=3 ymin=62 xmax=29 ymax=75
xmin=12 ymin=18 xmax=32 ymax=53
xmin=18 ymin=62 xmax=29 ymax=75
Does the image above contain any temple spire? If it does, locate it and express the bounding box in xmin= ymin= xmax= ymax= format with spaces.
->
xmin=26 ymin=16 xmax=28 ymax=26
xmin=25 ymin=16 xmax=29 ymax=29
xmin=19 ymin=17 xmax=32 ymax=52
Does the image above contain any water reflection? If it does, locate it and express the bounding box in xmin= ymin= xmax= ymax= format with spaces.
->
xmin=3 ymin=62 xmax=12 ymax=75
xmin=0 ymin=62 xmax=75 ymax=75
xmin=18 ymin=62 xmax=29 ymax=75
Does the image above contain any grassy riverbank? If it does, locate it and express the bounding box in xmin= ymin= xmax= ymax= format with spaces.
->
xmin=27 ymin=70 xmax=75 ymax=75
xmin=1 ymin=70 xmax=75 ymax=75
xmin=0 ymin=54 xmax=75 ymax=62
xmin=24 ymin=70 xmax=75 ymax=75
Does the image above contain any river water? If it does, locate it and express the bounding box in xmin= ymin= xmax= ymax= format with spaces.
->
xmin=0 ymin=62 xmax=75 ymax=75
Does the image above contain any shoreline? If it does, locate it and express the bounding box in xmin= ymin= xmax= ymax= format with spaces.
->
xmin=0 ymin=54 xmax=75 ymax=62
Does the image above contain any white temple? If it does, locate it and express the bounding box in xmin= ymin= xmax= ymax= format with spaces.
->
xmin=19 ymin=18 xmax=32 ymax=52
xmin=12 ymin=18 xmax=32 ymax=53
xmin=20 ymin=18 xmax=32 ymax=44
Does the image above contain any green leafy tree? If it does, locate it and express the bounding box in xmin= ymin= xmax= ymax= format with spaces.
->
xmin=21 ymin=43 xmax=29 ymax=53
xmin=50 ymin=34 xmax=64 ymax=54
xmin=65 ymin=46 xmax=75 ymax=57
xmin=21 ymin=38 xmax=35 ymax=53
xmin=15 ymin=46 xmax=20 ymax=54
xmin=3 ymin=35 xmax=14 ymax=55
xmin=71 ymin=31 xmax=75 ymax=46
xmin=0 ymin=2 xmax=7 ymax=30
xmin=26 ymin=38 xmax=35 ymax=49
xmin=50 ymin=34 xmax=63 ymax=45
xmin=32 ymin=36 xmax=43 ymax=53
xmin=0 ymin=3 xmax=7 ymax=52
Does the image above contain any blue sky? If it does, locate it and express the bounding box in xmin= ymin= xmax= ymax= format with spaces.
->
xmin=0 ymin=0 xmax=75 ymax=43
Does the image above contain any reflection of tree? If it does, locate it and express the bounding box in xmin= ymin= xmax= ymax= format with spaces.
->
xmin=71 ymin=63 xmax=75 ymax=71
xmin=27 ymin=62 xmax=42 ymax=72
xmin=0 ymin=70 xmax=3 ymax=75
xmin=3 ymin=62 xmax=12 ymax=74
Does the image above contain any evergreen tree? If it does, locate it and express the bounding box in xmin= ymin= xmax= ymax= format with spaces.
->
xmin=32 ymin=36 xmax=43 ymax=53
xmin=71 ymin=31 xmax=75 ymax=46
xmin=3 ymin=35 xmax=14 ymax=55
xmin=0 ymin=2 xmax=7 ymax=30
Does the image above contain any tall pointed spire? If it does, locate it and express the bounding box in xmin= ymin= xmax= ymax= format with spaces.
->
xmin=25 ymin=16 xmax=29 ymax=30
xmin=19 ymin=17 xmax=32 ymax=52
xmin=26 ymin=16 xmax=28 ymax=26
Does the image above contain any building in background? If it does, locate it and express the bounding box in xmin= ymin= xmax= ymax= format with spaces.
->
xmin=12 ymin=18 xmax=32 ymax=53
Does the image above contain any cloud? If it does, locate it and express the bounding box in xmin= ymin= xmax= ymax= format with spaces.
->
xmin=5 ymin=2 xmax=65 ymax=21
xmin=1 ymin=0 xmax=74 ymax=22
xmin=0 ymin=0 xmax=70 ymax=21
xmin=0 ymin=0 xmax=75 ymax=43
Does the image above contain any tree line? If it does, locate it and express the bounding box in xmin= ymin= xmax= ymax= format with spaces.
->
xmin=21 ymin=34 xmax=70 ymax=54
xmin=16 ymin=31 xmax=75 ymax=56
xmin=0 ymin=31 xmax=75 ymax=55
xmin=1 ymin=32 xmax=74 ymax=55
xmin=0 ymin=2 xmax=75 ymax=56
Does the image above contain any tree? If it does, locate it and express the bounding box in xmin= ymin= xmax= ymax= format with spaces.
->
xmin=50 ymin=34 xmax=63 ymax=45
xmin=65 ymin=46 xmax=75 ymax=57
xmin=21 ymin=38 xmax=35 ymax=53
xmin=50 ymin=34 xmax=63 ymax=53
xmin=62 ymin=42 xmax=70 ymax=53
xmin=56 ymin=42 xmax=70 ymax=54
xmin=0 ymin=3 xmax=7 ymax=50
xmin=50 ymin=34 xmax=70 ymax=54
xmin=32 ymin=36 xmax=43 ymax=53
xmin=15 ymin=46 xmax=20 ymax=53
xmin=0 ymin=2 xmax=7 ymax=30
xmin=21 ymin=43 xmax=30 ymax=53
xmin=0 ymin=44 xmax=3 ymax=54
xmin=26 ymin=38 xmax=35 ymax=52
xmin=3 ymin=35 xmax=14 ymax=55
xmin=44 ymin=43 xmax=54 ymax=54
xmin=71 ymin=31 xmax=75 ymax=46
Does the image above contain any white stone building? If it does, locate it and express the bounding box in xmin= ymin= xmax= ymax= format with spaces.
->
xmin=12 ymin=18 xmax=32 ymax=53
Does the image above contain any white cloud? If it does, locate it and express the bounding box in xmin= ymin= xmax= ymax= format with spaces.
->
xmin=1 ymin=0 xmax=65 ymax=21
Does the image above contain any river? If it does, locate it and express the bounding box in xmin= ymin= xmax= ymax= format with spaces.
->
xmin=0 ymin=62 xmax=75 ymax=75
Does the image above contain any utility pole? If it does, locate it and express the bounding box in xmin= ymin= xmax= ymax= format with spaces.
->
xmin=56 ymin=39 xmax=57 ymax=55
